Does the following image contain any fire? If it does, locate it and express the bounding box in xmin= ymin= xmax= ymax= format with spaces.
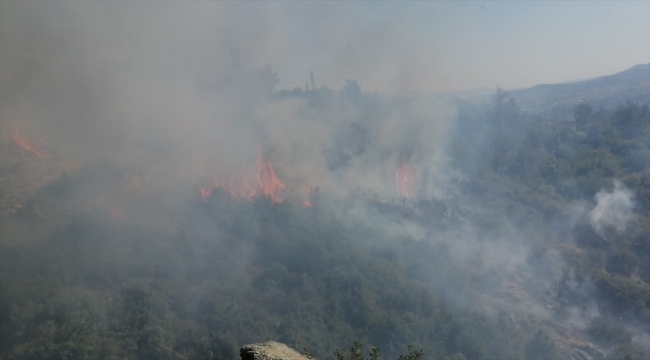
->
xmin=301 ymin=186 xmax=318 ymax=208
xmin=201 ymin=146 xmax=286 ymax=203
xmin=110 ymin=207 xmax=125 ymax=220
xmin=395 ymin=155 xmax=416 ymax=198
xmin=255 ymin=147 xmax=286 ymax=203
xmin=199 ymin=185 xmax=213 ymax=199
xmin=12 ymin=125 xmax=46 ymax=158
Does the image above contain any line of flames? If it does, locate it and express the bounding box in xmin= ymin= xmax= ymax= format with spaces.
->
xmin=202 ymin=150 xmax=416 ymax=203
xmin=11 ymin=125 xmax=414 ymax=204
xmin=200 ymin=147 xmax=286 ymax=203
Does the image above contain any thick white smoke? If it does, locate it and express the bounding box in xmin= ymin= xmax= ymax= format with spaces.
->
xmin=589 ymin=181 xmax=635 ymax=236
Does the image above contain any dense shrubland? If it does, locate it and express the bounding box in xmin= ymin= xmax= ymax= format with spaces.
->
xmin=1 ymin=83 xmax=649 ymax=359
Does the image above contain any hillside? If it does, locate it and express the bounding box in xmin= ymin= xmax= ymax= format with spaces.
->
xmin=1 ymin=71 xmax=649 ymax=359
xmin=3 ymin=2 xmax=650 ymax=359
xmin=509 ymin=63 xmax=650 ymax=115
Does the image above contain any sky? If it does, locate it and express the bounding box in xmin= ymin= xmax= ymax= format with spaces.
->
xmin=267 ymin=1 xmax=650 ymax=92
xmin=1 ymin=0 xmax=647 ymax=161
xmin=1 ymin=1 xmax=648 ymax=96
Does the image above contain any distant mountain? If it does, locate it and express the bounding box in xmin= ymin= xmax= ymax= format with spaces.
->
xmin=447 ymin=87 xmax=495 ymax=103
xmin=509 ymin=63 xmax=650 ymax=114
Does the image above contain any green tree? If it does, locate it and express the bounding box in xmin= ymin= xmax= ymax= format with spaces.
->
xmin=524 ymin=330 xmax=565 ymax=360
xmin=335 ymin=341 xmax=422 ymax=360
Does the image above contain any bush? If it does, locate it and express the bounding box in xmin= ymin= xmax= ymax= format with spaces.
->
xmin=586 ymin=316 xmax=631 ymax=347
xmin=334 ymin=341 xmax=423 ymax=360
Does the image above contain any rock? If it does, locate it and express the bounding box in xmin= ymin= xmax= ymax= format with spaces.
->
xmin=240 ymin=341 xmax=316 ymax=360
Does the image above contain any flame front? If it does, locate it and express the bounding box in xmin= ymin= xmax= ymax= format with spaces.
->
xmin=201 ymin=147 xmax=286 ymax=203
xmin=255 ymin=147 xmax=286 ymax=203
xmin=12 ymin=127 xmax=46 ymax=158
xmin=395 ymin=158 xmax=416 ymax=198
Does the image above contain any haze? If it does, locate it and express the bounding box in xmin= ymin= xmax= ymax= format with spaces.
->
xmin=252 ymin=1 xmax=650 ymax=92
xmin=1 ymin=1 xmax=649 ymax=360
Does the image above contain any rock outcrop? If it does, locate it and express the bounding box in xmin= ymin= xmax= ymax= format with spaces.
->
xmin=240 ymin=341 xmax=316 ymax=360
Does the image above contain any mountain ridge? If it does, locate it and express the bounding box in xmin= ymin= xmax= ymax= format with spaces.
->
xmin=445 ymin=63 xmax=649 ymax=113
xmin=509 ymin=63 xmax=649 ymax=113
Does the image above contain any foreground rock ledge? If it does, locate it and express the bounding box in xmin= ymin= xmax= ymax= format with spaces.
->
xmin=241 ymin=341 xmax=316 ymax=360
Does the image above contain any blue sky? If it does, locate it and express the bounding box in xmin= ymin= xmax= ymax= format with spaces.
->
xmin=263 ymin=1 xmax=650 ymax=92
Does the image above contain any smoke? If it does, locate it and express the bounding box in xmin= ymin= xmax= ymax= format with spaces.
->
xmin=0 ymin=1 xmax=461 ymax=319
xmin=633 ymin=332 xmax=650 ymax=352
xmin=566 ymin=301 xmax=600 ymax=330
xmin=589 ymin=180 xmax=635 ymax=236
xmin=0 ymin=1 xmax=455 ymax=200
xmin=1 ymin=2 xmax=277 ymax=172
xmin=3 ymin=2 xmax=646 ymax=358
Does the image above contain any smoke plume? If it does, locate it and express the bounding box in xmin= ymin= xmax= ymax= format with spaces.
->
xmin=590 ymin=180 xmax=635 ymax=236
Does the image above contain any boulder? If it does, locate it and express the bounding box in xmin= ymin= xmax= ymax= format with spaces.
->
xmin=240 ymin=341 xmax=315 ymax=360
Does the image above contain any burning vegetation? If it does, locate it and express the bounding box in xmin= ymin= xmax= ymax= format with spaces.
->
xmin=2 ymin=83 xmax=649 ymax=360
xmin=200 ymin=146 xmax=286 ymax=203
xmin=200 ymin=145 xmax=423 ymax=205
xmin=395 ymin=153 xmax=417 ymax=198
xmin=1 ymin=3 xmax=648 ymax=357
xmin=11 ymin=124 xmax=47 ymax=158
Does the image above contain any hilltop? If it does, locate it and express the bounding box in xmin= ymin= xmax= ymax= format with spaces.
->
xmin=509 ymin=63 xmax=650 ymax=114
xmin=445 ymin=64 xmax=650 ymax=116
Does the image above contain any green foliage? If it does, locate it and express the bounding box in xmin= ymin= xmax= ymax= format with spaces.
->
xmin=606 ymin=342 xmax=648 ymax=360
xmin=334 ymin=341 xmax=422 ymax=360
xmin=0 ymin=204 xmax=529 ymax=360
xmin=2 ymin=87 xmax=649 ymax=359
xmin=446 ymin=354 xmax=466 ymax=360
xmin=396 ymin=345 xmax=423 ymax=360
xmin=593 ymin=270 xmax=650 ymax=317
xmin=524 ymin=330 xmax=565 ymax=360
xmin=587 ymin=316 xmax=631 ymax=347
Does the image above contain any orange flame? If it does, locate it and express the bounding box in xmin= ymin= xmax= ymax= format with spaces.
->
xmin=395 ymin=156 xmax=416 ymax=198
xmin=201 ymin=146 xmax=286 ymax=203
xmin=110 ymin=207 xmax=125 ymax=220
xmin=301 ymin=186 xmax=318 ymax=208
xmin=12 ymin=126 xmax=46 ymax=158
xmin=255 ymin=147 xmax=285 ymax=203
xmin=199 ymin=185 xmax=213 ymax=199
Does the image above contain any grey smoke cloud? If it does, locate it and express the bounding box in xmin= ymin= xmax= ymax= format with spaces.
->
xmin=589 ymin=180 xmax=635 ymax=236
xmin=0 ymin=0 xmax=584 ymax=302
xmin=0 ymin=1 xmax=455 ymax=199
xmin=633 ymin=332 xmax=650 ymax=352
xmin=3 ymin=3 xmax=648 ymax=357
